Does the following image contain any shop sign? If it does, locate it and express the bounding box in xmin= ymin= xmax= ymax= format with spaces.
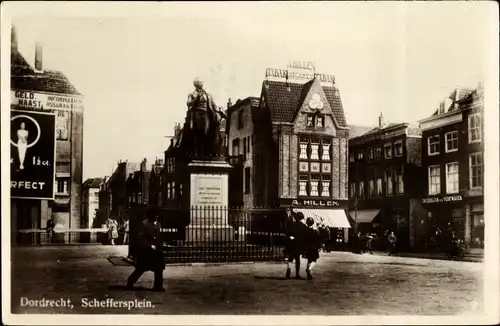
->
xmin=11 ymin=90 xmax=84 ymax=111
xmin=281 ymin=199 xmax=347 ymax=207
xmin=422 ymin=195 xmax=463 ymax=204
xmin=10 ymin=110 xmax=56 ymax=199
xmin=265 ymin=60 xmax=335 ymax=85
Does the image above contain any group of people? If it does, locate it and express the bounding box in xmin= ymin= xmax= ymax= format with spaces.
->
xmin=106 ymin=217 xmax=130 ymax=245
xmin=284 ymin=211 xmax=324 ymax=280
xmin=353 ymin=230 xmax=398 ymax=255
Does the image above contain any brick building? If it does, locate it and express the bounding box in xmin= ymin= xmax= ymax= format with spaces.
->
xmin=10 ymin=26 xmax=84 ymax=236
xmin=125 ymin=158 xmax=151 ymax=209
xmin=148 ymin=158 xmax=165 ymax=209
xmin=348 ymin=114 xmax=425 ymax=249
xmin=82 ymin=177 xmax=103 ymax=229
xmin=226 ymin=76 xmax=352 ymax=238
xmin=418 ymin=85 xmax=484 ymax=248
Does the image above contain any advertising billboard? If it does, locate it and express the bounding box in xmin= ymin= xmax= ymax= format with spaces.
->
xmin=10 ymin=110 xmax=56 ymax=200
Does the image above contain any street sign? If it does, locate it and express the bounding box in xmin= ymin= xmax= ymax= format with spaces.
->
xmin=10 ymin=110 xmax=56 ymax=200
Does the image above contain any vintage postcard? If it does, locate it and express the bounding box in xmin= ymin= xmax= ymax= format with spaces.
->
xmin=1 ymin=1 xmax=499 ymax=325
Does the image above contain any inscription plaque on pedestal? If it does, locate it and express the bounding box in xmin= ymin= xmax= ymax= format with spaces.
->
xmin=190 ymin=173 xmax=228 ymax=225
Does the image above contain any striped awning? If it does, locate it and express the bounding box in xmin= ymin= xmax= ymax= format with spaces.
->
xmin=293 ymin=209 xmax=351 ymax=228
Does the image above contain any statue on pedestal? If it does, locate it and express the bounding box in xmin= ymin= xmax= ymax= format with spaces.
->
xmin=182 ymin=78 xmax=225 ymax=158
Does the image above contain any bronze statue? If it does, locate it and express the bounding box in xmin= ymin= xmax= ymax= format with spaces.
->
xmin=183 ymin=78 xmax=225 ymax=158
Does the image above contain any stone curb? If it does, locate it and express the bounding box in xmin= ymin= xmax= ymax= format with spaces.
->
xmin=121 ymin=256 xmax=286 ymax=267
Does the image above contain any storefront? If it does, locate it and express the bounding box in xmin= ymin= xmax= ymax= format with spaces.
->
xmin=421 ymin=195 xmax=466 ymax=243
xmin=466 ymin=201 xmax=484 ymax=248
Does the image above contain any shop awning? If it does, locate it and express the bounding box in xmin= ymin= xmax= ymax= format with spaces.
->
xmin=293 ymin=209 xmax=351 ymax=228
xmin=348 ymin=209 xmax=380 ymax=224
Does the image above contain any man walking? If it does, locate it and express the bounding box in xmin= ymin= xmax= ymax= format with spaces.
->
xmin=126 ymin=210 xmax=165 ymax=292
xmin=388 ymin=231 xmax=397 ymax=256
xmin=285 ymin=211 xmax=308 ymax=279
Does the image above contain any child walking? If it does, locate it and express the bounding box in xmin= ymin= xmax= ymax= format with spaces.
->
xmin=304 ymin=217 xmax=322 ymax=280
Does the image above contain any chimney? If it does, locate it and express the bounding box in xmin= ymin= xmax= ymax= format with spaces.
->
xmin=227 ymin=98 xmax=233 ymax=109
xmin=140 ymin=158 xmax=147 ymax=172
xmin=378 ymin=112 xmax=384 ymax=127
xmin=34 ymin=42 xmax=43 ymax=72
xmin=439 ymin=101 xmax=445 ymax=114
xmin=11 ymin=25 xmax=17 ymax=52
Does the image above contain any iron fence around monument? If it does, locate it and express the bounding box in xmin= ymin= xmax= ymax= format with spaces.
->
xmin=153 ymin=206 xmax=288 ymax=264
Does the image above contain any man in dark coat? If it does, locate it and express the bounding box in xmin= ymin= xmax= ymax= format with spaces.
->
xmin=285 ymin=211 xmax=309 ymax=279
xmin=126 ymin=211 xmax=165 ymax=292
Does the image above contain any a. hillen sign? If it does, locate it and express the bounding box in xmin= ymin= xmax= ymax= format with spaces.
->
xmin=10 ymin=110 xmax=56 ymax=200
xmin=291 ymin=199 xmax=340 ymax=207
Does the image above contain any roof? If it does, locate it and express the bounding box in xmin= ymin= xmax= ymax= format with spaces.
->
xmin=262 ymin=79 xmax=347 ymax=127
xmin=83 ymin=177 xmax=104 ymax=189
xmin=347 ymin=125 xmax=376 ymax=139
xmin=11 ymin=49 xmax=81 ymax=95
xmin=362 ymin=123 xmax=405 ymax=136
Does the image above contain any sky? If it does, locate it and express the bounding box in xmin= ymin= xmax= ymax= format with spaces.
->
xmin=7 ymin=2 xmax=492 ymax=180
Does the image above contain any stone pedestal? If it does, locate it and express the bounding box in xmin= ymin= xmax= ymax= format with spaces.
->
xmin=185 ymin=159 xmax=235 ymax=243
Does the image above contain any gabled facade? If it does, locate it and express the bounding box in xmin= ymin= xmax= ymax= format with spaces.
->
xmin=348 ymin=114 xmax=424 ymax=249
xmin=226 ymin=77 xmax=352 ymax=240
xmin=419 ymin=85 xmax=484 ymax=248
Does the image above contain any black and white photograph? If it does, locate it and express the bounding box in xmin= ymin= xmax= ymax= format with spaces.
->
xmin=1 ymin=1 xmax=499 ymax=325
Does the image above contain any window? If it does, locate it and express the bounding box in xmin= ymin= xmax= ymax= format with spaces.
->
xmin=232 ymin=138 xmax=240 ymax=156
xmin=397 ymin=166 xmax=404 ymax=194
xmin=394 ymin=141 xmax=403 ymax=157
xmin=376 ymin=178 xmax=383 ymax=195
xmin=470 ymin=152 xmax=483 ymax=189
xmin=357 ymin=151 xmax=364 ymax=161
xmin=171 ymin=182 xmax=175 ymax=199
xmin=166 ymin=182 xmax=171 ymax=199
xmin=321 ymin=175 xmax=331 ymax=197
xmin=56 ymin=179 xmax=69 ymax=194
xmin=368 ymin=148 xmax=374 ymax=160
xmin=369 ymin=179 xmax=375 ymax=197
xmin=349 ymin=152 xmax=354 ymax=163
xmin=350 ymin=182 xmax=356 ymax=199
xmin=316 ymin=115 xmax=325 ymax=128
xmin=375 ymin=147 xmax=382 ymax=160
xmin=299 ymin=139 xmax=308 ymax=160
xmin=310 ymin=175 xmax=320 ymax=196
xmin=446 ymin=162 xmax=459 ymax=194
xmin=238 ymin=110 xmax=244 ymax=129
xmin=306 ymin=115 xmax=314 ymax=127
xmin=243 ymin=138 xmax=247 ymax=160
xmin=310 ymin=139 xmax=320 ymax=160
xmin=56 ymin=110 xmax=69 ymax=141
xmin=358 ymin=181 xmax=365 ymax=198
xmin=468 ymin=113 xmax=481 ymax=143
xmin=428 ymin=165 xmax=441 ymax=195
xmin=386 ymin=170 xmax=393 ymax=195
xmin=299 ymin=175 xmax=308 ymax=196
xmin=428 ymin=135 xmax=440 ymax=156
xmin=244 ymin=167 xmax=251 ymax=194
xmin=384 ymin=143 xmax=392 ymax=159
xmin=321 ymin=139 xmax=331 ymax=161
xmin=445 ymin=131 xmax=458 ymax=153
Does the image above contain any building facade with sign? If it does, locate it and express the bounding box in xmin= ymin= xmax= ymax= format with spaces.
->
xmin=419 ymin=85 xmax=484 ymax=248
xmin=10 ymin=27 xmax=84 ymax=239
xmin=226 ymin=67 xmax=352 ymax=242
xmin=348 ymin=114 xmax=425 ymax=250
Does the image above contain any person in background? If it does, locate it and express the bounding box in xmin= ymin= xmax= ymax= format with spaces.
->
xmin=354 ymin=231 xmax=363 ymax=254
xmin=363 ymin=232 xmax=374 ymax=255
xmin=46 ymin=218 xmax=55 ymax=243
xmin=284 ymin=211 xmax=308 ymax=279
xmin=304 ymin=217 xmax=322 ymax=280
xmin=107 ymin=218 xmax=118 ymax=245
xmin=122 ymin=217 xmax=130 ymax=245
xmin=126 ymin=210 xmax=165 ymax=292
xmin=388 ymin=231 xmax=397 ymax=256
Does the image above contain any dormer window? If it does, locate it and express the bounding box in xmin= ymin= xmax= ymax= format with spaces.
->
xmin=307 ymin=115 xmax=314 ymax=127
xmin=316 ymin=116 xmax=324 ymax=127
xmin=306 ymin=114 xmax=325 ymax=128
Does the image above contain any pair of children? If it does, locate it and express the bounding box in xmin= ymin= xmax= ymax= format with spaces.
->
xmin=285 ymin=213 xmax=322 ymax=280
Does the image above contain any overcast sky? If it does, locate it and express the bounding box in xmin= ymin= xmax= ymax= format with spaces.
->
xmin=7 ymin=2 xmax=492 ymax=179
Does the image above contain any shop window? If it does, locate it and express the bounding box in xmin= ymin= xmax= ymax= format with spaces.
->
xmin=368 ymin=147 xmax=374 ymax=160
xmin=394 ymin=140 xmax=403 ymax=157
xmin=468 ymin=113 xmax=481 ymax=143
xmin=386 ymin=170 xmax=393 ymax=195
xmin=428 ymin=135 xmax=440 ymax=156
xmin=469 ymin=152 xmax=483 ymax=189
xmin=358 ymin=181 xmax=365 ymax=198
xmin=428 ymin=165 xmax=441 ymax=195
xmin=384 ymin=143 xmax=392 ymax=159
xmin=445 ymin=131 xmax=458 ymax=153
xmin=445 ymin=162 xmax=459 ymax=194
